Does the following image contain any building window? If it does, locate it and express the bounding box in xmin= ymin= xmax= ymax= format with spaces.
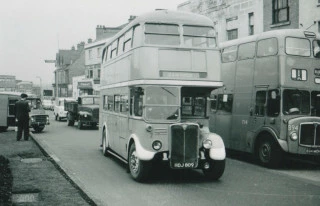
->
xmin=89 ymin=49 xmax=92 ymax=59
xmin=97 ymin=48 xmax=101 ymax=57
xmin=272 ymin=0 xmax=289 ymax=24
xmin=248 ymin=12 xmax=254 ymax=35
xmin=227 ymin=29 xmax=238 ymax=40
xmin=318 ymin=21 xmax=320 ymax=33
xmin=98 ymin=69 xmax=101 ymax=79
xmin=89 ymin=70 xmax=93 ymax=78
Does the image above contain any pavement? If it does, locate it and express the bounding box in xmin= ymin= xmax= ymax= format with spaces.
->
xmin=0 ymin=127 xmax=96 ymax=206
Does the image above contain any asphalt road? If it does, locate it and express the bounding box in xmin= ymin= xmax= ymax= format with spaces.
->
xmin=31 ymin=111 xmax=320 ymax=206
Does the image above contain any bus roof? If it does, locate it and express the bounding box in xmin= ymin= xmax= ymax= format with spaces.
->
xmin=105 ymin=10 xmax=214 ymax=46
xmin=219 ymin=29 xmax=318 ymax=48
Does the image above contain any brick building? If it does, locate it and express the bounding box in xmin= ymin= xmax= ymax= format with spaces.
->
xmin=178 ymin=0 xmax=320 ymax=43
xmin=0 ymin=75 xmax=16 ymax=92
xmin=178 ymin=0 xmax=264 ymax=43
xmin=54 ymin=42 xmax=85 ymax=97
xmin=264 ymin=0 xmax=320 ymax=35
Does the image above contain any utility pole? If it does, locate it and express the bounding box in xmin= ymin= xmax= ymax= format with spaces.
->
xmin=36 ymin=76 xmax=42 ymax=99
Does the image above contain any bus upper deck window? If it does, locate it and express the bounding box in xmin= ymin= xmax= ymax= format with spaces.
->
xmin=144 ymin=23 xmax=180 ymax=46
xmin=285 ymin=37 xmax=311 ymax=57
xmin=183 ymin=26 xmax=216 ymax=48
xmin=257 ymin=38 xmax=278 ymax=57
xmin=313 ymin=40 xmax=320 ymax=58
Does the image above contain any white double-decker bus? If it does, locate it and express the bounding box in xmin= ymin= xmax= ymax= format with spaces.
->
xmin=99 ymin=10 xmax=226 ymax=181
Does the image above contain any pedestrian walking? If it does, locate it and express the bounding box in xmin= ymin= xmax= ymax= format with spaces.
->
xmin=15 ymin=93 xmax=30 ymax=141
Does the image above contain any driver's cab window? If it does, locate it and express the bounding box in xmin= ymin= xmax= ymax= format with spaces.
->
xmin=267 ymin=89 xmax=280 ymax=117
xmin=311 ymin=91 xmax=320 ymax=116
xmin=130 ymin=87 xmax=144 ymax=117
xmin=255 ymin=91 xmax=266 ymax=116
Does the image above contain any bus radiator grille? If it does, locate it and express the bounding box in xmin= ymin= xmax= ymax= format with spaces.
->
xmin=92 ymin=108 xmax=99 ymax=119
xmin=300 ymin=123 xmax=320 ymax=146
xmin=169 ymin=124 xmax=199 ymax=168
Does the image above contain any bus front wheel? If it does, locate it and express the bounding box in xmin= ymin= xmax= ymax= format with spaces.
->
xmin=202 ymin=159 xmax=225 ymax=180
xmin=258 ymin=137 xmax=283 ymax=168
xmin=128 ymin=143 xmax=151 ymax=182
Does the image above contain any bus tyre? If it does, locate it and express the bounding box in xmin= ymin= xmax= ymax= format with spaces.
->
xmin=202 ymin=159 xmax=225 ymax=180
xmin=258 ymin=137 xmax=282 ymax=168
xmin=102 ymin=129 xmax=109 ymax=156
xmin=128 ymin=143 xmax=151 ymax=182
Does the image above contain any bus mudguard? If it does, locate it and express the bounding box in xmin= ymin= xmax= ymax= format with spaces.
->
xmin=208 ymin=133 xmax=226 ymax=160
xmin=201 ymin=127 xmax=226 ymax=160
xmin=253 ymin=127 xmax=289 ymax=153
xmin=129 ymin=134 xmax=156 ymax=161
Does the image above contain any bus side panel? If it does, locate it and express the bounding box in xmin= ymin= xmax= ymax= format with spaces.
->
xmin=254 ymin=56 xmax=279 ymax=86
xmin=232 ymin=59 xmax=255 ymax=151
xmin=231 ymin=92 xmax=252 ymax=151
xmin=221 ymin=62 xmax=236 ymax=90
xmin=0 ymin=95 xmax=8 ymax=127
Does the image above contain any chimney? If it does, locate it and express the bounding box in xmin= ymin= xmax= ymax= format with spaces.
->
xmin=77 ymin=42 xmax=85 ymax=51
xmin=88 ymin=38 xmax=92 ymax=43
xmin=96 ymin=25 xmax=104 ymax=40
xmin=128 ymin=15 xmax=137 ymax=22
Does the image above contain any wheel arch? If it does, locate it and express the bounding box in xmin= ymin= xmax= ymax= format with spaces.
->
xmin=253 ymin=127 xmax=280 ymax=156
xmin=127 ymin=134 xmax=156 ymax=161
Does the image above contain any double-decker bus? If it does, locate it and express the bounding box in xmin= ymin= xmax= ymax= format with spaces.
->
xmin=99 ymin=10 xmax=226 ymax=182
xmin=210 ymin=29 xmax=320 ymax=167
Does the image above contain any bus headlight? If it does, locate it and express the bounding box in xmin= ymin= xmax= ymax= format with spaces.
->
xmin=203 ymin=139 xmax=213 ymax=149
xmin=290 ymin=132 xmax=298 ymax=141
xmin=30 ymin=117 xmax=35 ymax=122
xmin=152 ymin=140 xmax=162 ymax=150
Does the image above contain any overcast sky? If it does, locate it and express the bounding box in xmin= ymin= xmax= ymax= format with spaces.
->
xmin=0 ymin=0 xmax=185 ymax=87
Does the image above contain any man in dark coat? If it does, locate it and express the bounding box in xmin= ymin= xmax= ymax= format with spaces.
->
xmin=15 ymin=93 xmax=30 ymax=141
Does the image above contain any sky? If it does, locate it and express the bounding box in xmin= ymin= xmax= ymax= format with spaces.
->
xmin=0 ymin=0 xmax=185 ymax=88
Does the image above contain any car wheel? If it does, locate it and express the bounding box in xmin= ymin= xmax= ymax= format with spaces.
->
xmin=202 ymin=159 xmax=225 ymax=180
xmin=128 ymin=143 xmax=151 ymax=182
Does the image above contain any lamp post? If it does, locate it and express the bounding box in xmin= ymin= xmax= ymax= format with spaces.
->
xmin=36 ymin=76 xmax=42 ymax=99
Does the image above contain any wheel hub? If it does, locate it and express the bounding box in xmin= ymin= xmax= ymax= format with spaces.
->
xmin=260 ymin=143 xmax=271 ymax=162
xmin=130 ymin=151 xmax=139 ymax=173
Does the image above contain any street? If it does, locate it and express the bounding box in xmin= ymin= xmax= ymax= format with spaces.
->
xmin=31 ymin=111 xmax=320 ymax=206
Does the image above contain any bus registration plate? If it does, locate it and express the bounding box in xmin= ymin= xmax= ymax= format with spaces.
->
xmin=306 ymin=148 xmax=320 ymax=155
xmin=173 ymin=162 xmax=196 ymax=168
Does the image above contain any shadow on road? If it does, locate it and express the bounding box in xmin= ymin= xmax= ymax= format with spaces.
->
xmin=226 ymin=149 xmax=320 ymax=170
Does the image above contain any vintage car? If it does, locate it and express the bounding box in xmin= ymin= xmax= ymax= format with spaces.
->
xmin=64 ymin=95 xmax=99 ymax=129
xmin=27 ymin=96 xmax=50 ymax=132
xmin=42 ymin=99 xmax=54 ymax=110
xmin=54 ymin=97 xmax=75 ymax=121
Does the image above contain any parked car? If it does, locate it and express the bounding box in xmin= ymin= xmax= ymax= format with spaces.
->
xmin=42 ymin=99 xmax=54 ymax=110
xmin=54 ymin=97 xmax=75 ymax=121
xmin=27 ymin=95 xmax=50 ymax=132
